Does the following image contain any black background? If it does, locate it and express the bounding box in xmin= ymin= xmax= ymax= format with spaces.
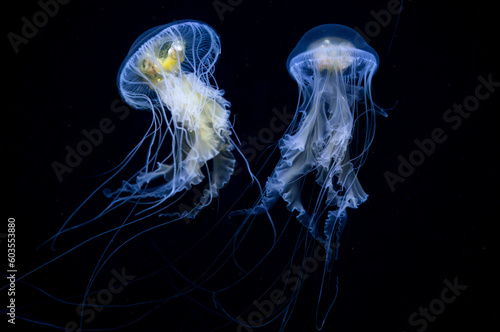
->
xmin=2 ymin=0 xmax=498 ymax=331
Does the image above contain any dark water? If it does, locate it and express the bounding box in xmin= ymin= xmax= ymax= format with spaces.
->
xmin=2 ymin=0 xmax=498 ymax=331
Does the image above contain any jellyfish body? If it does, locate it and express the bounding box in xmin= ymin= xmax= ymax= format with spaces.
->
xmin=238 ymin=24 xmax=383 ymax=265
xmin=108 ymin=20 xmax=236 ymax=217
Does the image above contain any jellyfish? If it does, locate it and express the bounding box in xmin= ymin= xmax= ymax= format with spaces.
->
xmin=105 ymin=19 xmax=238 ymax=219
xmin=10 ymin=20 xmax=253 ymax=332
xmin=45 ymin=19 xmax=245 ymax=250
xmin=234 ymin=24 xmax=385 ymax=266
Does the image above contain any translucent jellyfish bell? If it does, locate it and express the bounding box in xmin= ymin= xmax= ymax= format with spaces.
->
xmin=107 ymin=20 xmax=236 ymax=218
xmin=237 ymin=24 xmax=384 ymax=266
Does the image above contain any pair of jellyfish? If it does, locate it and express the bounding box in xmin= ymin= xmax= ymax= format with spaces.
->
xmin=37 ymin=19 xmax=382 ymax=331
xmin=109 ymin=20 xmax=381 ymax=263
